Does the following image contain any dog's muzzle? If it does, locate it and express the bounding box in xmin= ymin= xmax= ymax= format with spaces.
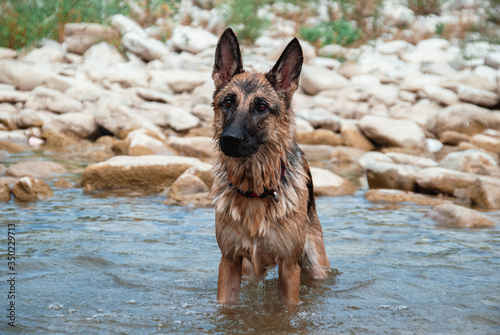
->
xmin=220 ymin=133 xmax=257 ymax=158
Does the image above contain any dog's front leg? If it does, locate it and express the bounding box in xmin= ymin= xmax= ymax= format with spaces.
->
xmin=217 ymin=255 xmax=243 ymax=303
xmin=278 ymin=261 xmax=301 ymax=304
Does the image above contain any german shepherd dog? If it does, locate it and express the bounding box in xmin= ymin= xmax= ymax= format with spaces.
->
xmin=210 ymin=28 xmax=330 ymax=304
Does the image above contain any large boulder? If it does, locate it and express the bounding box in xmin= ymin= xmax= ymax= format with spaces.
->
xmin=125 ymin=129 xmax=176 ymax=156
xmin=82 ymin=155 xmax=202 ymax=191
xmin=168 ymin=136 xmax=216 ymax=158
xmin=5 ymin=161 xmax=66 ymax=178
xmin=42 ymin=113 xmax=98 ymax=139
xmin=310 ymin=167 xmax=357 ymax=196
xmin=457 ymin=85 xmax=500 ymax=107
xmin=341 ymin=120 xmax=375 ymax=151
xmin=296 ymin=129 xmax=342 ymax=146
xmin=426 ymin=103 xmax=500 ymax=137
xmin=416 ymin=167 xmax=486 ymax=199
xmin=0 ymin=60 xmax=56 ymax=91
xmin=385 ymin=152 xmax=438 ymax=168
xmin=0 ymin=184 xmax=11 ymax=201
xmin=93 ymin=98 xmax=146 ymax=138
xmin=428 ymin=204 xmax=495 ymax=228
xmin=359 ymin=115 xmax=426 ymax=148
xmin=12 ymin=177 xmax=53 ymax=201
xmin=168 ymin=174 xmax=209 ymax=198
xmin=470 ymin=134 xmax=500 ymax=154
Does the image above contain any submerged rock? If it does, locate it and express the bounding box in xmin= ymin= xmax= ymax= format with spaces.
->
xmin=428 ymin=204 xmax=495 ymax=228
xmin=0 ymin=183 xmax=11 ymax=201
xmin=5 ymin=161 xmax=67 ymax=178
xmin=12 ymin=177 xmax=53 ymax=201
xmin=54 ymin=178 xmax=73 ymax=188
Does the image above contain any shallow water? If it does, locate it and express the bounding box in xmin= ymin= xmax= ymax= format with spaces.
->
xmin=1 ymin=170 xmax=500 ymax=334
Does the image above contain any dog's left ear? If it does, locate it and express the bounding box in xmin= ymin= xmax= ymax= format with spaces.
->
xmin=266 ymin=38 xmax=303 ymax=100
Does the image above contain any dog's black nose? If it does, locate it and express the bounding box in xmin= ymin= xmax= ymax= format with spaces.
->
xmin=220 ymin=133 xmax=245 ymax=157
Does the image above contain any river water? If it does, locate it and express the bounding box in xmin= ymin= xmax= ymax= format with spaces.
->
xmin=1 ymin=159 xmax=499 ymax=334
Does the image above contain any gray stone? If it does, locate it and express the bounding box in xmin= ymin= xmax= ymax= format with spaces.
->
xmin=121 ymin=32 xmax=169 ymax=61
xmin=5 ymin=161 xmax=66 ymax=178
xmin=484 ymin=52 xmax=500 ymax=69
xmin=296 ymin=108 xmax=342 ymax=132
xmin=151 ymin=70 xmax=210 ymax=94
xmin=170 ymin=26 xmax=218 ymax=54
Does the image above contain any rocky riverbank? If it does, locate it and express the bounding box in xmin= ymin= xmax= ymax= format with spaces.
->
xmin=1 ymin=7 xmax=499 ymax=228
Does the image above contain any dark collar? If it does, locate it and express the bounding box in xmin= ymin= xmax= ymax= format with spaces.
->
xmin=228 ymin=162 xmax=286 ymax=203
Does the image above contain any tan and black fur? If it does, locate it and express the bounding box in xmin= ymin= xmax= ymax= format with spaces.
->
xmin=210 ymin=28 xmax=330 ymax=304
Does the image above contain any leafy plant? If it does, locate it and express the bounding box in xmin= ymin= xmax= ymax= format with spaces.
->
xmin=221 ymin=0 xmax=271 ymax=42
xmin=0 ymin=0 xmax=129 ymax=50
xmin=299 ymin=19 xmax=362 ymax=47
xmin=407 ymin=0 xmax=442 ymax=15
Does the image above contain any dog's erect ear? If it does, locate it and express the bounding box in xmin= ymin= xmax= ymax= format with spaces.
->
xmin=212 ymin=28 xmax=244 ymax=90
xmin=266 ymin=38 xmax=303 ymax=100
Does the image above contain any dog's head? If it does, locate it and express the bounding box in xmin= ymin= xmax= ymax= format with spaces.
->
xmin=211 ymin=28 xmax=303 ymax=158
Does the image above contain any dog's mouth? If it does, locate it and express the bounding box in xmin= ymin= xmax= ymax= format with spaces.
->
xmin=219 ymin=136 xmax=259 ymax=158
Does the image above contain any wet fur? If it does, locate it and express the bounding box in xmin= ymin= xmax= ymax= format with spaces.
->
xmin=211 ymin=28 xmax=330 ymax=304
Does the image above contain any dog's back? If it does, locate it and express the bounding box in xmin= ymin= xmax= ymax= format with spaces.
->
xmin=211 ymin=28 xmax=330 ymax=304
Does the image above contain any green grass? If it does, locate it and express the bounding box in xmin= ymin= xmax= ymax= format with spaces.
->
xmin=221 ymin=0 xmax=271 ymax=42
xmin=0 ymin=0 xmax=129 ymax=50
xmin=299 ymin=19 xmax=362 ymax=47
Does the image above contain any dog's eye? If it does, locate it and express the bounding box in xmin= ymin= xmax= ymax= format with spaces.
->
xmin=257 ymin=103 xmax=267 ymax=113
xmin=223 ymin=99 xmax=232 ymax=109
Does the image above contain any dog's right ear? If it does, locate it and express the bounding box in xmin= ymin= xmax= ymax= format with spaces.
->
xmin=212 ymin=28 xmax=244 ymax=90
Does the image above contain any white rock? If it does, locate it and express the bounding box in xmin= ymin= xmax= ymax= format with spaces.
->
xmin=358 ymin=151 xmax=393 ymax=170
xmin=300 ymin=65 xmax=350 ymax=95
xmin=83 ymin=42 xmax=126 ymax=65
xmin=42 ymin=112 xmax=98 ymax=139
xmin=168 ymin=136 xmax=216 ymax=158
xmin=46 ymin=96 xmax=83 ymax=114
xmin=350 ymin=74 xmax=381 ymax=86
xmin=0 ymin=47 xmax=17 ymax=59
xmin=24 ymin=43 xmax=65 ymax=63
xmin=359 ymin=115 xmax=426 ymax=148
xmin=474 ymin=65 xmax=499 ymax=84
xmin=386 ymin=152 xmax=438 ymax=168
xmin=164 ymin=106 xmax=200 ymax=132
xmin=15 ymin=109 xmax=45 ymax=129
xmin=126 ymin=129 xmax=174 ymax=156
xmin=295 ymin=117 xmax=314 ymax=133
xmin=0 ymin=90 xmax=29 ymax=103
xmin=426 ymin=138 xmax=443 ymax=153
xmin=151 ymin=70 xmax=210 ymax=93
xmin=170 ymin=26 xmax=218 ymax=54
xmin=365 ymin=84 xmax=399 ymax=106
xmin=423 ymin=84 xmax=459 ymax=106
xmin=438 ymin=149 xmax=497 ymax=174
xmin=297 ymin=108 xmax=342 ymax=132
xmin=136 ymin=87 xmax=173 ymax=103
xmin=110 ymin=14 xmax=147 ymax=37
xmin=310 ymin=167 xmax=357 ymax=196
xmin=485 ymin=52 xmax=500 ymax=69
xmin=458 ymin=85 xmax=500 ymax=107
xmin=376 ymin=40 xmax=414 ymax=55
xmin=0 ymin=60 xmax=57 ymax=91
xmin=121 ymin=32 xmax=169 ymax=61
xmin=420 ymin=61 xmax=457 ymax=76
xmin=417 ymin=38 xmax=450 ymax=50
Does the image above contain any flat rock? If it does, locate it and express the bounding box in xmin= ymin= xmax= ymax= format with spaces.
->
xmin=5 ymin=161 xmax=66 ymax=178
xmin=310 ymin=167 xmax=357 ymax=197
xmin=296 ymin=108 xmax=342 ymax=132
xmin=439 ymin=131 xmax=471 ymax=145
xmin=170 ymin=26 xmax=218 ymax=54
xmin=471 ymin=177 xmax=500 ymax=209
xmin=358 ymin=151 xmax=394 ymax=170
xmin=168 ymin=136 xmax=216 ymax=158
xmin=82 ymin=155 xmax=202 ymax=191
xmin=94 ymin=98 xmax=145 ymax=138
xmin=64 ymin=23 xmax=119 ymax=54
xmin=299 ymin=144 xmax=336 ymax=161
xmin=416 ymin=167 xmax=486 ymax=199
xmin=24 ymin=43 xmax=65 ymax=63
xmin=428 ymin=204 xmax=495 ymax=228
xmin=46 ymin=95 xmax=83 ymax=114
xmin=458 ymin=85 xmax=500 ymax=107
xmin=296 ymin=129 xmax=342 ymax=146
xmin=426 ymin=103 xmax=500 ymax=137
xmin=470 ymin=134 xmax=500 ymax=154
xmin=386 ymin=152 xmax=438 ymax=168
xmin=300 ymin=65 xmax=350 ymax=95
xmin=359 ymin=115 xmax=426 ymax=148
xmin=365 ymin=161 xmax=422 ymax=192
xmin=0 ymin=60 xmax=56 ymax=91
xmin=0 ymin=47 xmax=17 ymax=59
xmin=438 ymin=149 xmax=497 ymax=174
xmin=0 ymin=90 xmax=29 ymax=103
xmin=365 ymin=189 xmax=452 ymax=206
xmin=423 ymin=84 xmax=459 ymax=106
xmin=12 ymin=177 xmax=53 ymax=201
xmin=110 ymin=14 xmax=146 ymax=37
xmin=484 ymin=52 xmax=500 ymax=69
xmin=151 ymin=70 xmax=210 ymax=94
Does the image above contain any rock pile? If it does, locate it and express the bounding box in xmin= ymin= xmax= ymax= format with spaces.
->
xmin=0 ymin=9 xmax=498 ymax=226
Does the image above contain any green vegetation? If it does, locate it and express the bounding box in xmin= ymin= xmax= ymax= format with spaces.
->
xmin=222 ymin=0 xmax=271 ymax=42
xmin=0 ymin=0 xmax=129 ymax=50
xmin=300 ymin=19 xmax=362 ymax=47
